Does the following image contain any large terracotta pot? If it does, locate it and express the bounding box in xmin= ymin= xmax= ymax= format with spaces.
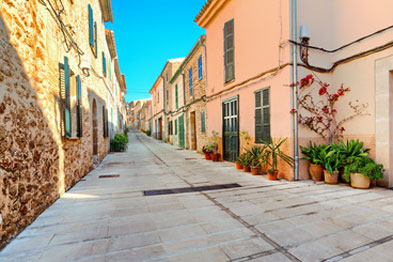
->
xmin=236 ymin=162 xmax=243 ymax=169
xmin=324 ymin=170 xmax=339 ymax=184
xmin=268 ymin=170 xmax=279 ymax=180
xmin=243 ymin=166 xmax=251 ymax=172
xmin=309 ymin=163 xmax=324 ymax=181
xmin=350 ymin=173 xmax=370 ymax=189
xmin=251 ymin=166 xmax=259 ymax=175
xmin=205 ymin=153 xmax=211 ymax=160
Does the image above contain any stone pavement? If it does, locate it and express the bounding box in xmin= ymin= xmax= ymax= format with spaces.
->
xmin=1 ymin=130 xmax=393 ymax=262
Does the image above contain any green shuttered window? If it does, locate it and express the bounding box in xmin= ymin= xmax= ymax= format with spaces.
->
xmin=102 ymin=52 xmax=107 ymax=76
xmin=224 ymin=19 xmax=235 ymax=82
xmin=94 ymin=22 xmax=97 ymax=55
xmin=175 ymin=119 xmax=178 ymax=135
xmin=255 ymin=88 xmax=270 ymax=143
xmin=103 ymin=106 xmax=109 ymax=137
xmin=64 ymin=57 xmax=71 ymax=138
xmin=175 ymin=84 xmax=178 ymax=109
xmin=201 ymin=111 xmax=206 ymax=133
xmin=88 ymin=4 xmax=94 ymax=48
xmin=76 ymin=75 xmax=83 ymax=137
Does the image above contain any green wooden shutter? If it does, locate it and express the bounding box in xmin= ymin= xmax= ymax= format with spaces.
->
xmin=198 ymin=55 xmax=203 ymax=79
xmin=102 ymin=105 xmax=106 ymax=137
xmin=102 ymin=52 xmax=106 ymax=76
xmin=255 ymin=88 xmax=270 ymax=143
xmin=175 ymin=119 xmax=177 ymax=135
xmin=106 ymin=108 xmax=109 ymax=137
xmin=64 ymin=57 xmax=71 ymax=138
xmin=76 ymin=75 xmax=83 ymax=137
xmin=94 ymin=22 xmax=97 ymax=54
xmin=201 ymin=111 xmax=206 ymax=133
xmin=262 ymin=89 xmax=270 ymax=142
xmin=175 ymin=84 xmax=178 ymax=109
xmin=224 ymin=19 xmax=234 ymax=82
xmin=88 ymin=4 xmax=93 ymax=47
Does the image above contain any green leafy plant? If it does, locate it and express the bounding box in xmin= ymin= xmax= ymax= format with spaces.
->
xmin=202 ymin=144 xmax=213 ymax=154
xmin=124 ymin=128 xmax=129 ymax=135
xmin=237 ymin=153 xmax=248 ymax=166
xmin=343 ymin=156 xmax=384 ymax=182
xmin=247 ymin=146 xmax=269 ymax=168
xmin=260 ymin=137 xmax=294 ymax=173
xmin=110 ymin=134 xmax=128 ymax=152
xmin=300 ymin=142 xmax=329 ymax=165
xmin=210 ymin=131 xmax=219 ymax=153
xmin=319 ymin=144 xmax=343 ymax=175
xmin=337 ymin=139 xmax=369 ymax=168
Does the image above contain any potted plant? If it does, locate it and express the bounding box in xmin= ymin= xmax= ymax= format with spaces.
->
xmin=236 ymin=154 xmax=246 ymax=169
xmin=243 ymin=153 xmax=252 ymax=172
xmin=337 ymin=139 xmax=370 ymax=182
xmin=300 ymin=142 xmax=329 ymax=181
xmin=343 ymin=156 xmax=384 ymax=189
xmin=248 ymin=146 xmax=267 ymax=175
xmin=319 ymin=144 xmax=342 ymax=184
xmin=203 ymin=144 xmax=213 ymax=160
xmin=210 ymin=131 xmax=221 ymax=162
xmin=261 ymin=137 xmax=294 ymax=180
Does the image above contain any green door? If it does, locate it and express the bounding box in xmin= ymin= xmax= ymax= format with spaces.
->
xmin=223 ymin=97 xmax=239 ymax=162
xmin=179 ymin=114 xmax=185 ymax=148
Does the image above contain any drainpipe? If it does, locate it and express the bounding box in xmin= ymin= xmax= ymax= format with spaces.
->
xmin=292 ymin=0 xmax=299 ymax=181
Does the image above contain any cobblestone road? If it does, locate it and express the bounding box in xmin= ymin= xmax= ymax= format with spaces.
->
xmin=2 ymin=129 xmax=393 ymax=261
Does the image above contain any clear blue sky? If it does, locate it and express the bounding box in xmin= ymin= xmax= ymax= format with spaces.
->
xmin=105 ymin=0 xmax=206 ymax=103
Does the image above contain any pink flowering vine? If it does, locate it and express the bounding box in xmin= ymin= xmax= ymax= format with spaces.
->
xmin=290 ymin=74 xmax=369 ymax=144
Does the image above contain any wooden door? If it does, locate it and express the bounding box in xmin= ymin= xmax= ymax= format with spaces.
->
xmin=222 ymin=97 xmax=239 ymax=162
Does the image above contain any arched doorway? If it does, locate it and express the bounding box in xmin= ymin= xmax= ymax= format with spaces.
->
xmin=92 ymin=99 xmax=98 ymax=160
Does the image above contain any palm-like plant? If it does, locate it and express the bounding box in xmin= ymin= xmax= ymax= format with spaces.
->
xmin=300 ymin=142 xmax=329 ymax=165
xmin=248 ymin=146 xmax=268 ymax=168
xmin=260 ymin=137 xmax=294 ymax=173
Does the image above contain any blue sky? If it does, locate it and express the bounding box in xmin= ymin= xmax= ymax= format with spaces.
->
xmin=106 ymin=0 xmax=206 ymax=103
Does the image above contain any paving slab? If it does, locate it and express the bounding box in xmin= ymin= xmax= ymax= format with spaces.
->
xmin=2 ymin=129 xmax=393 ymax=261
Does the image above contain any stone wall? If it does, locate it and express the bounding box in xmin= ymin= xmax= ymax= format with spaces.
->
xmin=0 ymin=0 xmax=112 ymax=248
xmin=183 ymin=43 xmax=208 ymax=152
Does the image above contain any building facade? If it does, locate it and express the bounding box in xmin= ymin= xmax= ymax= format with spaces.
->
xmin=179 ymin=36 xmax=208 ymax=152
xmin=0 ymin=0 xmax=126 ymax=247
xmin=195 ymin=0 xmax=393 ymax=186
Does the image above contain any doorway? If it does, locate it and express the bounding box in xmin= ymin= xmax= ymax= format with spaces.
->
xmin=190 ymin=111 xmax=197 ymax=150
xmin=222 ymin=96 xmax=239 ymax=162
xmin=92 ymin=99 xmax=98 ymax=158
xmin=158 ymin=117 xmax=163 ymax=140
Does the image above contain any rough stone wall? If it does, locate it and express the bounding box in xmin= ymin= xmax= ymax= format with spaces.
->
xmin=0 ymin=0 xmax=111 ymax=248
xmin=183 ymin=44 xmax=208 ymax=152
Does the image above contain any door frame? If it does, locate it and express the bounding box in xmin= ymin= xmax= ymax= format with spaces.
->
xmin=222 ymin=95 xmax=239 ymax=162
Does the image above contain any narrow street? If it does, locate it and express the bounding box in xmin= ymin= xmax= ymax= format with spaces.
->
xmin=1 ymin=130 xmax=393 ymax=262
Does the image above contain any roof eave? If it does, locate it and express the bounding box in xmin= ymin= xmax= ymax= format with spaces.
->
xmin=105 ymin=29 xmax=117 ymax=58
xmin=194 ymin=0 xmax=227 ymax=28
xmin=99 ymin=0 xmax=114 ymax=23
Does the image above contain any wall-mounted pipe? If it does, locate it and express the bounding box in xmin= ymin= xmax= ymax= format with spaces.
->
xmin=292 ymin=0 xmax=299 ymax=181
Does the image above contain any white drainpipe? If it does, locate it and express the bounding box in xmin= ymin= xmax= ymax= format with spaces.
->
xmin=292 ymin=0 xmax=299 ymax=181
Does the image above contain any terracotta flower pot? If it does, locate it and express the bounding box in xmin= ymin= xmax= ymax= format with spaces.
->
xmin=350 ymin=173 xmax=370 ymax=189
xmin=251 ymin=166 xmax=259 ymax=175
xmin=243 ymin=166 xmax=251 ymax=172
xmin=324 ymin=170 xmax=339 ymax=184
xmin=236 ymin=162 xmax=243 ymax=169
xmin=309 ymin=163 xmax=324 ymax=181
xmin=205 ymin=153 xmax=212 ymax=160
xmin=268 ymin=170 xmax=279 ymax=180
xmin=209 ymin=153 xmax=215 ymax=160
xmin=212 ymin=153 xmax=221 ymax=162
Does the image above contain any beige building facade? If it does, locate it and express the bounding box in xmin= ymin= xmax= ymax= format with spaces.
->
xmin=0 ymin=0 xmax=126 ymax=247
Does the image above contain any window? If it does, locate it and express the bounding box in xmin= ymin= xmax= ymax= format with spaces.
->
xmin=175 ymin=119 xmax=178 ymax=135
xmin=88 ymin=5 xmax=97 ymax=56
xmin=175 ymin=84 xmax=178 ymax=109
xmin=102 ymin=52 xmax=107 ymax=76
xmin=166 ymin=73 xmax=168 ymax=81
xmin=59 ymin=57 xmax=82 ymax=138
xmin=255 ymin=88 xmax=270 ymax=143
xmin=103 ymin=105 xmax=108 ymax=137
xmin=201 ymin=111 xmax=206 ymax=133
xmin=189 ymin=67 xmax=193 ymax=96
xmin=198 ymin=55 xmax=203 ymax=80
xmin=166 ymin=89 xmax=169 ymax=106
xmin=224 ymin=19 xmax=235 ymax=82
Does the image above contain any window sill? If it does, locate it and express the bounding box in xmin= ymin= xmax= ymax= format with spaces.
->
xmin=224 ymin=78 xmax=235 ymax=85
